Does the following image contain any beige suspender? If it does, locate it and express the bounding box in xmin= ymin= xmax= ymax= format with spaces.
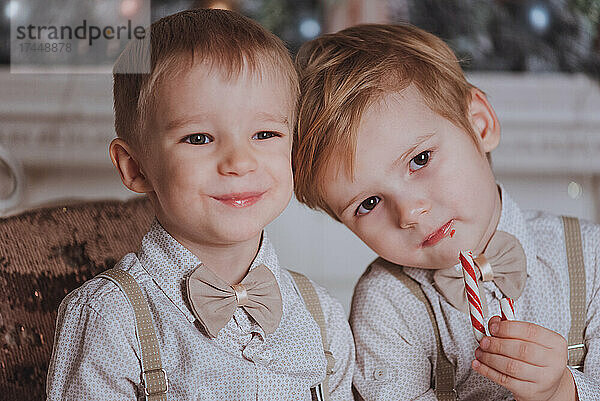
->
xmin=98 ymin=268 xmax=168 ymax=401
xmin=288 ymin=270 xmax=336 ymax=401
xmin=382 ymin=263 xmax=457 ymax=401
xmin=562 ymin=216 xmax=587 ymax=370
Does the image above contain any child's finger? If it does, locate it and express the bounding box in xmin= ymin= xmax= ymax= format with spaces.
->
xmin=488 ymin=315 xmax=502 ymax=327
xmin=488 ymin=320 xmax=558 ymax=348
xmin=475 ymin=347 xmax=542 ymax=382
xmin=478 ymin=336 xmax=549 ymax=367
xmin=472 ymin=358 xmax=534 ymax=396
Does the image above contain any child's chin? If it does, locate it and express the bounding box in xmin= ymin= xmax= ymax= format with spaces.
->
xmin=413 ymin=261 xmax=458 ymax=270
xmin=385 ymin=250 xmax=459 ymax=270
xmin=218 ymin=226 xmax=264 ymax=243
xmin=437 ymin=254 xmax=462 ymax=269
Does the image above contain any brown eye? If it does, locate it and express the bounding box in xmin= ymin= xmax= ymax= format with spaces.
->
xmin=409 ymin=151 xmax=430 ymax=171
xmin=253 ymin=131 xmax=279 ymax=140
xmin=186 ymin=133 xmax=212 ymax=145
xmin=356 ymin=196 xmax=380 ymax=216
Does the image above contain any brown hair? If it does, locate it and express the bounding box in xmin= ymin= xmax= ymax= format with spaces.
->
xmin=113 ymin=8 xmax=298 ymax=154
xmin=293 ymin=23 xmax=477 ymax=221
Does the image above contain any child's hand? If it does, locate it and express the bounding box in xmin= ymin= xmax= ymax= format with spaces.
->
xmin=472 ymin=316 xmax=578 ymax=401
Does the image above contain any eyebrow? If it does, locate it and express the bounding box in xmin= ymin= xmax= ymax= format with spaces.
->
xmin=164 ymin=113 xmax=213 ymax=132
xmin=164 ymin=112 xmax=289 ymax=132
xmin=388 ymin=133 xmax=435 ymax=173
xmin=339 ymin=193 xmax=365 ymax=218
xmin=255 ymin=112 xmax=289 ymax=126
xmin=338 ymin=132 xmax=435 ymax=217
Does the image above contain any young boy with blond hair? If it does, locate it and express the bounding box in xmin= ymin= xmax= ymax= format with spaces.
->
xmin=293 ymin=24 xmax=600 ymax=400
xmin=46 ymin=9 xmax=354 ymax=400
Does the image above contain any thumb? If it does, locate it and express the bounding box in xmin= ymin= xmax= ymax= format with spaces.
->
xmin=488 ymin=315 xmax=502 ymax=333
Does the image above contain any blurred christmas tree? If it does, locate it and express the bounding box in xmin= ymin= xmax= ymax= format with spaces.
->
xmin=188 ymin=0 xmax=322 ymax=53
xmin=391 ymin=0 xmax=599 ymax=77
xmin=4 ymin=0 xmax=595 ymax=76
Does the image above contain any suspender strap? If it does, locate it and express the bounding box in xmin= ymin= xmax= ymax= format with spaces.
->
xmin=562 ymin=216 xmax=587 ymax=370
xmin=98 ymin=268 xmax=168 ymax=401
xmin=383 ymin=264 xmax=457 ymax=401
xmin=288 ymin=270 xmax=335 ymax=401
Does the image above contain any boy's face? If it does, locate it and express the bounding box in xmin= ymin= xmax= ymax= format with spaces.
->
xmin=323 ymin=85 xmax=501 ymax=269
xmin=140 ymin=61 xmax=293 ymax=248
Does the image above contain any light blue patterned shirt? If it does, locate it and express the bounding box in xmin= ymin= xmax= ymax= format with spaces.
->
xmin=47 ymin=220 xmax=355 ymax=400
xmin=351 ymin=186 xmax=600 ymax=400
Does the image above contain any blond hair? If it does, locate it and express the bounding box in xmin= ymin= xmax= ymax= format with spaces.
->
xmin=293 ymin=23 xmax=477 ymax=221
xmin=113 ymin=8 xmax=298 ymax=153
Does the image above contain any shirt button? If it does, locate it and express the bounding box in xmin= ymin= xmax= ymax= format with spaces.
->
xmin=373 ymin=367 xmax=388 ymax=381
xmin=242 ymin=347 xmax=254 ymax=360
xmin=254 ymin=351 xmax=273 ymax=365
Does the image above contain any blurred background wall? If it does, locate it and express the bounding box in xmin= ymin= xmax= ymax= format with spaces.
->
xmin=1 ymin=0 xmax=599 ymax=313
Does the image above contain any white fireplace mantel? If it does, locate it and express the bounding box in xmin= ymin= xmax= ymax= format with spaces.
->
xmin=469 ymin=74 xmax=600 ymax=175
xmin=1 ymin=70 xmax=599 ymax=173
xmin=0 ymin=70 xmax=115 ymax=169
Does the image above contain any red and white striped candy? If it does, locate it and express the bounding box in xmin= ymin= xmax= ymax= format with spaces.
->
xmin=500 ymin=297 xmax=515 ymax=320
xmin=459 ymin=251 xmax=485 ymax=342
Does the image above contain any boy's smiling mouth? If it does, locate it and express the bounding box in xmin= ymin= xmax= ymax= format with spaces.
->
xmin=421 ymin=219 xmax=455 ymax=248
xmin=212 ymin=191 xmax=266 ymax=208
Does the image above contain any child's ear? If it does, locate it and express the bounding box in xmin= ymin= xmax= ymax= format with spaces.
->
xmin=469 ymin=88 xmax=500 ymax=153
xmin=109 ymin=138 xmax=154 ymax=194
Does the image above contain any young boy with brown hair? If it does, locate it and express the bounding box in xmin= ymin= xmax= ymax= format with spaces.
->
xmin=46 ymin=9 xmax=354 ymax=400
xmin=293 ymin=24 xmax=600 ymax=400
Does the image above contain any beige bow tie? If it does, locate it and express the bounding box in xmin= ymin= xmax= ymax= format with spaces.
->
xmin=433 ymin=231 xmax=527 ymax=314
xmin=186 ymin=263 xmax=283 ymax=338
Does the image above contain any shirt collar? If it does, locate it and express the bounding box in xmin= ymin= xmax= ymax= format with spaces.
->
xmin=138 ymin=218 xmax=281 ymax=323
xmin=495 ymin=183 xmax=536 ymax=279
xmin=404 ymin=183 xmax=536 ymax=287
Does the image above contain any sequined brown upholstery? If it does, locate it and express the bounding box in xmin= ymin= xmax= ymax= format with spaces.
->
xmin=0 ymin=197 xmax=154 ymax=400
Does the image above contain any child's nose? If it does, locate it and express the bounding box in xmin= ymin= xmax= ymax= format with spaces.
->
xmin=394 ymin=197 xmax=430 ymax=229
xmin=217 ymin=142 xmax=258 ymax=176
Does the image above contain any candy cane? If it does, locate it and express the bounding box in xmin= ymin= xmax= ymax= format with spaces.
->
xmin=500 ymin=297 xmax=515 ymax=320
xmin=459 ymin=251 xmax=485 ymax=342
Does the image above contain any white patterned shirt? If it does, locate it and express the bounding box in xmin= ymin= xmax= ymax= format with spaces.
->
xmin=350 ymin=186 xmax=600 ymax=400
xmin=46 ymin=220 xmax=355 ymax=400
